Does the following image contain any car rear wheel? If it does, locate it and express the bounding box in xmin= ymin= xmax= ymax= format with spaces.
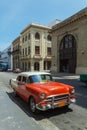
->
xmin=29 ymin=97 xmax=39 ymax=114
xmin=13 ymin=89 xmax=17 ymax=97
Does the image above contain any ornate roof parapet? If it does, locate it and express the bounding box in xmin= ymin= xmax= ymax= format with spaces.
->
xmin=21 ymin=22 xmax=51 ymax=34
xmin=52 ymin=7 xmax=87 ymax=31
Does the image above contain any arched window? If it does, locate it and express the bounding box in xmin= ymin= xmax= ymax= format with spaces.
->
xmin=47 ymin=35 xmax=52 ymax=41
xmin=35 ymin=32 xmax=40 ymax=39
xmin=34 ymin=62 xmax=39 ymax=71
xmin=59 ymin=34 xmax=76 ymax=73
xmin=22 ymin=37 xmax=24 ymax=43
xmin=25 ymin=35 xmax=27 ymax=41
xmin=28 ymin=33 xmax=30 ymax=40
xmin=22 ymin=62 xmax=24 ymax=70
xmin=25 ymin=62 xmax=27 ymax=71
xmin=60 ymin=34 xmax=76 ymax=50
xmin=28 ymin=62 xmax=30 ymax=70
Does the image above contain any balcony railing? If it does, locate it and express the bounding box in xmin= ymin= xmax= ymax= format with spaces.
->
xmin=20 ymin=55 xmax=31 ymax=59
xmin=11 ymin=49 xmax=20 ymax=54
xmin=33 ymin=54 xmax=42 ymax=59
xmin=45 ymin=55 xmax=52 ymax=60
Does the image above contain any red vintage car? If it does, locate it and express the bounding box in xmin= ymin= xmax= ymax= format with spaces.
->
xmin=10 ymin=72 xmax=76 ymax=113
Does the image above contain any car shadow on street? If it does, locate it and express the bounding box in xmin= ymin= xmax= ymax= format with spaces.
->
xmin=6 ymin=92 xmax=73 ymax=121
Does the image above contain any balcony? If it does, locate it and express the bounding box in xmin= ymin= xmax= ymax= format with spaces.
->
xmin=45 ymin=55 xmax=52 ymax=60
xmin=20 ymin=55 xmax=31 ymax=60
xmin=11 ymin=49 xmax=20 ymax=54
xmin=33 ymin=54 xmax=42 ymax=59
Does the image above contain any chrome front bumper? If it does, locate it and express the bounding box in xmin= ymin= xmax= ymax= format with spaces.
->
xmin=36 ymin=94 xmax=76 ymax=111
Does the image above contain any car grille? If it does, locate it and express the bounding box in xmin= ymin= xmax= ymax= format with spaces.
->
xmin=46 ymin=94 xmax=69 ymax=102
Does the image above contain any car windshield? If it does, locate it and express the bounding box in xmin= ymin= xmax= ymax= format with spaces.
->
xmin=28 ymin=74 xmax=53 ymax=83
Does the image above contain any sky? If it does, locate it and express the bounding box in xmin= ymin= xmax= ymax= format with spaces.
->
xmin=0 ymin=0 xmax=87 ymax=51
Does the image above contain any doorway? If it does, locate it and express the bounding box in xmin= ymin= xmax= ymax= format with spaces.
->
xmin=59 ymin=34 xmax=76 ymax=73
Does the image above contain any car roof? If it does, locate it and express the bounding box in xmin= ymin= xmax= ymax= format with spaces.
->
xmin=18 ymin=71 xmax=51 ymax=77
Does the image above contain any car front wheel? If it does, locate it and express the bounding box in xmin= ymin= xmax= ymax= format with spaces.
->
xmin=29 ymin=97 xmax=39 ymax=114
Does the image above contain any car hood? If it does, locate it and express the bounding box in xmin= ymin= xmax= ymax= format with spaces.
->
xmin=29 ymin=81 xmax=72 ymax=95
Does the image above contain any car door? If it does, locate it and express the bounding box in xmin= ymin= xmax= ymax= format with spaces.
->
xmin=17 ymin=76 xmax=26 ymax=99
xmin=16 ymin=75 xmax=22 ymax=94
xmin=19 ymin=76 xmax=30 ymax=101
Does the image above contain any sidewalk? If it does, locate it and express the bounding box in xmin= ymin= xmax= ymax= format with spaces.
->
xmin=51 ymin=72 xmax=80 ymax=79
xmin=0 ymin=84 xmax=45 ymax=130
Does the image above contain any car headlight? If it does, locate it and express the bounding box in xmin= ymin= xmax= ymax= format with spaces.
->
xmin=71 ymin=89 xmax=75 ymax=94
xmin=40 ymin=93 xmax=46 ymax=99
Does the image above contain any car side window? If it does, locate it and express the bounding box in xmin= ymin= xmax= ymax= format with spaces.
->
xmin=22 ymin=76 xmax=26 ymax=83
xmin=27 ymin=76 xmax=33 ymax=84
xmin=17 ymin=76 xmax=21 ymax=82
xmin=46 ymin=75 xmax=52 ymax=81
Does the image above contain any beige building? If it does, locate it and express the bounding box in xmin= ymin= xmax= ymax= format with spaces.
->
xmin=51 ymin=7 xmax=87 ymax=74
xmin=20 ymin=23 xmax=52 ymax=72
xmin=12 ymin=36 xmax=20 ymax=70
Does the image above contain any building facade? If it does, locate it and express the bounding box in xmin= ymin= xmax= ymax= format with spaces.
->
xmin=0 ymin=45 xmax=11 ymax=69
xmin=51 ymin=7 xmax=87 ymax=74
xmin=20 ymin=23 xmax=52 ymax=72
xmin=12 ymin=36 xmax=20 ymax=70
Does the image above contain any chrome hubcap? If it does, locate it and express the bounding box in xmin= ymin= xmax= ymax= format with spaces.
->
xmin=30 ymin=98 xmax=36 ymax=112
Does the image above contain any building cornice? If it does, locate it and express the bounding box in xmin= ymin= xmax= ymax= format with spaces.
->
xmin=21 ymin=23 xmax=52 ymax=34
xmin=12 ymin=36 xmax=20 ymax=44
xmin=52 ymin=7 xmax=87 ymax=31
